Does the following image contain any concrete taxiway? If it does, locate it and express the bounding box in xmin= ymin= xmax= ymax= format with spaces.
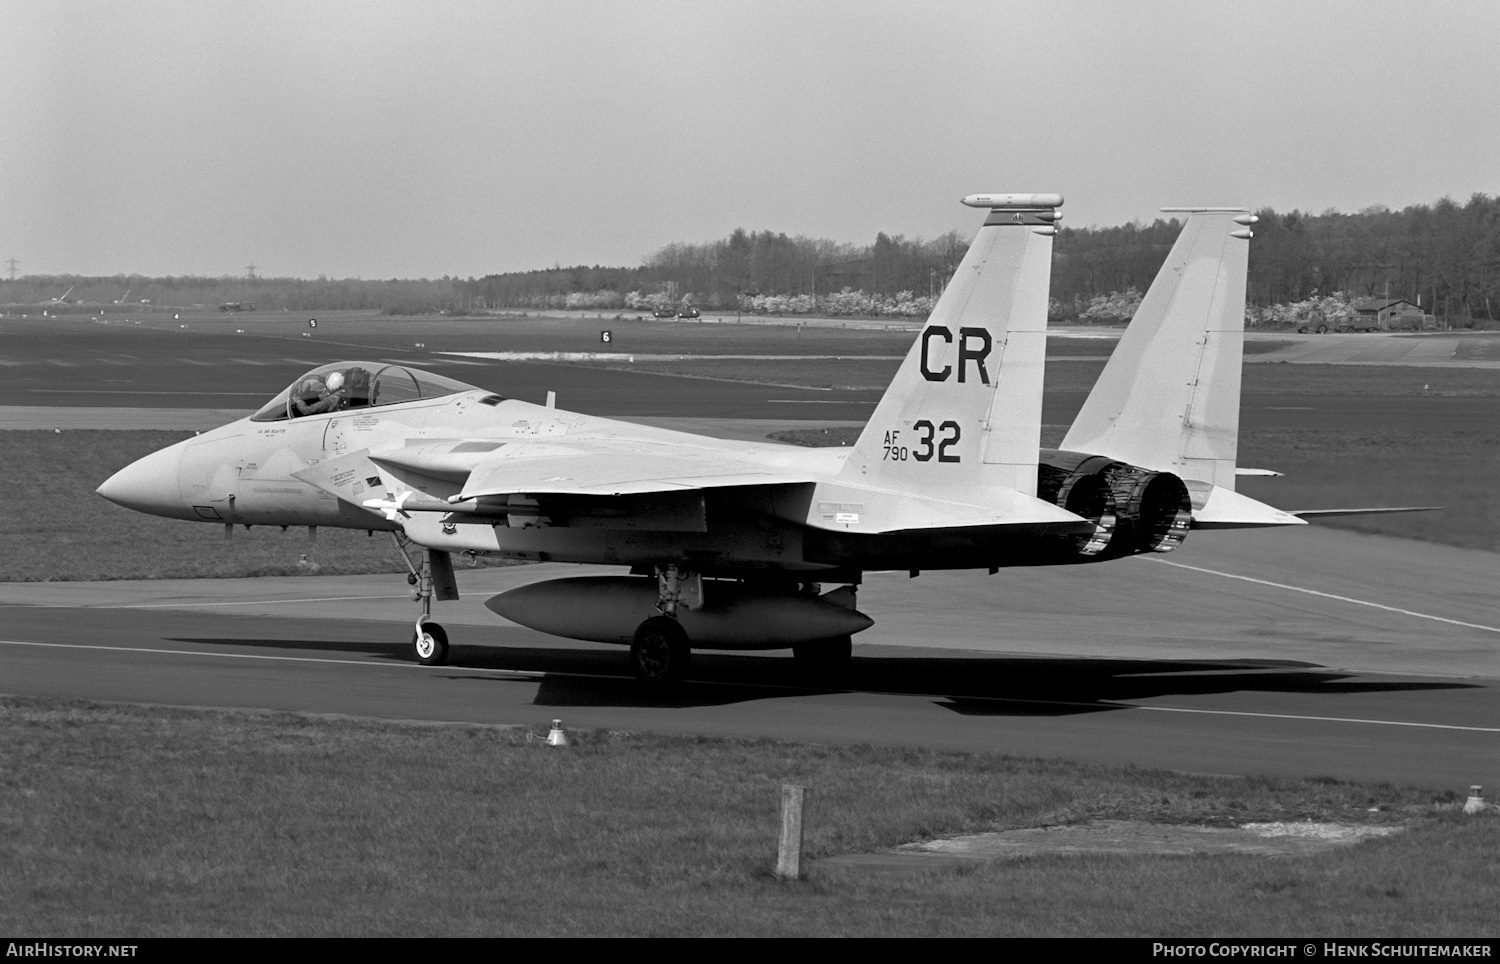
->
xmin=3 ymin=525 xmax=1494 ymax=789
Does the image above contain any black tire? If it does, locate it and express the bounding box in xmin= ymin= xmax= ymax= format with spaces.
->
xmin=794 ymin=635 xmax=853 ymax=682
xmin=631 ymin=617 xmax=690 ymax=686
xmin=414 ymin=622 xmax=449 ymax=666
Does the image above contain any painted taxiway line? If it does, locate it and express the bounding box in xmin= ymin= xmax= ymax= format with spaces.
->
xmin=438 ymin=352 xmax=904 ymax=361
xmin=116 ymin=593 xmax=407 ymax=609
xmin=1123 ymin=703 xmax=1500 ymax=733
xmin=1152 ymin=559 xmax=1500 ymax=635
xmin=0 ymin=638 xmax=543 ymax=677
xmin=30 ymin=389 xmax=265 ymax=397
xmin=5 ymin=638 xmax=1494 ymax=734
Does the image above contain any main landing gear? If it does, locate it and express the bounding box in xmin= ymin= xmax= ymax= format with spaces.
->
xmin=626 ymin=566 xmax=859 ymax=687
xmin=630 ymin=564 xmax=698 ymax=686
xmin=393 ymin=534 xmax=458 ymax=666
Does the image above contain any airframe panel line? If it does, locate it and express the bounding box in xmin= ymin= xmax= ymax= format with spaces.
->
xmin=1152 ymin=559 xmax=1500 ymax=635
xmin=4 ymin=639 xmax=1493 ymax=734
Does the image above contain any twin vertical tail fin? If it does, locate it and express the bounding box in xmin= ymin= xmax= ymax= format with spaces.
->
xmin=1060 ymin=208 xmax=1256 ymax=491
xmin=1057 ymin=208 xmax=1307 ymax=530
xmin=842 ymin=193 xmax=1062 ymax=502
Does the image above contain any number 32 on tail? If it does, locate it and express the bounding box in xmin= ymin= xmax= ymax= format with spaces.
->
xmin=883 ymin=421 xmax=962 ymax=463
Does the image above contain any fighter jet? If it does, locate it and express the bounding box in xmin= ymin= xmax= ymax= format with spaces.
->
xmin=94 ymin=194 xmax=1318 ymax=686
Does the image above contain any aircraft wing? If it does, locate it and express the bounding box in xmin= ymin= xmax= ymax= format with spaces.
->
xmin=293 ymin=437 xmax=1086 ymax=536
xmin=294 ymin=438 xmax=806 ymax=502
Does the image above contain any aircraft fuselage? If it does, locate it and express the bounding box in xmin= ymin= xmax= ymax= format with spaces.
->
xmin=100 ymin=389 xmax=1094 ymax=577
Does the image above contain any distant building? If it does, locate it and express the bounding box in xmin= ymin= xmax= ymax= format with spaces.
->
xmin=1351 ymin=298 xmax=1431 ymax=330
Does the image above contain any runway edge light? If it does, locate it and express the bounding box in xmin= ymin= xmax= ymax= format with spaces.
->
xmin=546 ymin=719 xmax=569 ymax=747
xmin=1462 ymin=785 xmax=1486 ymax=814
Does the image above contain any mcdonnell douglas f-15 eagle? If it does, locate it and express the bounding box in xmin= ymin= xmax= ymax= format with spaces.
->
xmin=97 ymin=194 xmax=1366 ymax=686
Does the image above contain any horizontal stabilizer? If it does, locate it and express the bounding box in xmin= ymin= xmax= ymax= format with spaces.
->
xmin=1290 ymin=506 xmax=1444 ymax=519
xmin=1189 ymin=484 xmax=1306 ymax=529
xmin=799 ymin=479 xmax=1091 ymax=535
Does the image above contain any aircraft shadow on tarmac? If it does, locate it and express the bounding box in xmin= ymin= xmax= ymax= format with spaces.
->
xmin=163 ymin=635 xmax=1476 ymax=714
xmin=519 ymin=652 xmax=1476 ymax=715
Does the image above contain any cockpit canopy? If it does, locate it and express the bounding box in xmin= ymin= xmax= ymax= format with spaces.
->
xmin=251 ymin=361 xmax=482 ymax=422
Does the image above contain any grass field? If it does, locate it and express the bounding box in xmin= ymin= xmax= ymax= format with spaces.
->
xmin=1453 ymin=334 xmax=1500 ymax=361
xmin=3 ymin=696 xmax=1492 ymax=938
xmin=1235 ymin=428 xmax=1500 ymax=548
xmin=0 ymin=431 xmax=409 ymax=582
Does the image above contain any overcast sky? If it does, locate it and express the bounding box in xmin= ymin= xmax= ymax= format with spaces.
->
xmin=3 ymin=0 xmax=1495 ymax=279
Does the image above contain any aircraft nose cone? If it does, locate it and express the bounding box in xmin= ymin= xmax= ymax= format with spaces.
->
xmin=97 ymin=444 xmax=191 ymax=520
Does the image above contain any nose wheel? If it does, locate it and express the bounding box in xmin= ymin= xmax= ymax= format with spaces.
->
xmin=414 ymin=620 xmax=449 ymax=666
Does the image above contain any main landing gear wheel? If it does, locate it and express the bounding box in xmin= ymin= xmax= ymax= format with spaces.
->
xmin=631 ymin=617 xmax=690 ymax=687
xmin=414 ymin=622 xmax=450 ymax=666
xmin=794 ymin=635 xmax=853 ymax=682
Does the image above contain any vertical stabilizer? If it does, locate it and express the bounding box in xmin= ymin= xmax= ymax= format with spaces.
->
xmin=841 ymin=193 xmax=1062 ymax=499
xmin=1060 ymin=209 xmax=1255 ymax=490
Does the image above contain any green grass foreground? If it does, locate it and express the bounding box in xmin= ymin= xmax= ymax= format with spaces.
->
xmin=1 ymin=697 xmax=1493 ymax=938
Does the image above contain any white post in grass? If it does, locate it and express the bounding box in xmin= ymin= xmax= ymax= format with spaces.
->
xmin=776 ymin=784 xmax=806 ymax=880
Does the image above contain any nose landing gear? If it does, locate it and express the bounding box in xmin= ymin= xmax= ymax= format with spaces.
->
xmin=393 ymin=533 xmax=458 ymax=666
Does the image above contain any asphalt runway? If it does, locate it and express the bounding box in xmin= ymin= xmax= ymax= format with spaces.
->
xmin=0 ymin=318 xmax=882 ymax=418
xmin=2 ymin=314 xmax=1496 ymax=790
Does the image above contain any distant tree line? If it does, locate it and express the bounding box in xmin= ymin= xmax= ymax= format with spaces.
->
xmin=458 ymin=193 xmax=1500 ymax=324
xmin=453 ymin=228 xmax=970 ymax=316
xmin=7 ymin=194 xmax=1495 ymax=324
xmin=1053 ymin=193 xmax=1499 ymax=323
